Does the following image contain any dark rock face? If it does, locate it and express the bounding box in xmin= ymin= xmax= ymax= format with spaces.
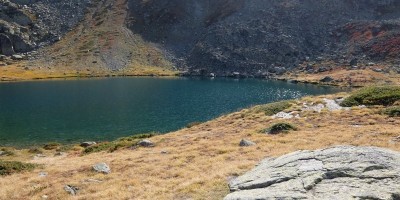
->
xmin=0 ymin=33 xmax=15 ymax=56
xmin=224 ymin=146 xmax=400 ymax=200
xmin=0 ymin=0 xmax=90 ymax=54
xmin=128 ymin=0 xmax=400 ymax=74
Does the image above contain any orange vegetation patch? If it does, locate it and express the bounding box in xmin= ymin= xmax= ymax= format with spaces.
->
xmin=369 ymin=34 xmax=400 ymax=57
xmin=343 ymin=22 xmax=386 ymax=44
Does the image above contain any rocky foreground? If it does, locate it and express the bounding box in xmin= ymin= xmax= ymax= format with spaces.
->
xmin=225 ymin=146 xmax=400 ymax=200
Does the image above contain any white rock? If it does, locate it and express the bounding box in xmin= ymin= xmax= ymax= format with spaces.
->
xmin=225 ymin=146 xmax=400 ymax=200
xmin=93 ymin=162 xmax=111 ymax=174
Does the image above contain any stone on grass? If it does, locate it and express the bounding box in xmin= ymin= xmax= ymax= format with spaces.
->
xmin=80 ymin=141 xmax=96 ymax=148
xmin=224 ymin=146 xmax=400 ymax=200
xmin=93 ymin=162 xmax=111 ymax=174
xmin=272 ymin=112 xmax=293 ymax=119
xmin=64 ymin=185 xmax=79 ymax=196
xmin=138 ymin=139 xmax=154 ymax=147
xmin=38 ymin=172 xmax=48 ymax=177
xmin=239 ymin=139 xmax=256 ymax=147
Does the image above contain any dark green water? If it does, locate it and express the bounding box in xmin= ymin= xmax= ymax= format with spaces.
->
xmin=0 ymin=77 xmax=342 ymax=146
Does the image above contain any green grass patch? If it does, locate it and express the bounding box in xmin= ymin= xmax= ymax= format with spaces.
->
xmin=0 ymin=160 xmax=37 ymax=176
xmin=382 ymin=106 xmax=400 ymax=117
xmin=83 ymin=133 xmax=157 ymax=154
xmin=43 ymin=142 xmax=62 ymax=150
xmin=253 ymin=100 xmax=293 ymax=116
xmin=264 ymin=122 xmax=297 ymax=134
xmin=341 ymin=86 xmax=400 ymax=107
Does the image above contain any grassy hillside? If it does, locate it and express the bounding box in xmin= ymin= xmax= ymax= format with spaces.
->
xmin=1 ymin=88 xmax=400 ymax=199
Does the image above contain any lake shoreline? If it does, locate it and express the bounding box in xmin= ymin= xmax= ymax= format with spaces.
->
xmin=2 ymin=67 xmax=399 ymax=88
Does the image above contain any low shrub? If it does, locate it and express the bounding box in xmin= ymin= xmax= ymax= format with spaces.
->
xmin=116 ymin=133 xmax=157 ymax=142
xmin=265 ymin=122 xmax=297 ymax=134
xmin=254 ymin=100 xmax=293 ymax=116
xmin=83 ymin=133 xmax=157 ymax=154
xmin=341 ymin=86 xmax=400 ymax=107
xmin=383 ymin=106 xmax=400 ymax=117
xmin=0 ymin=160 xmax=37 ymax=176
xmin=83 ymin=142 xmax=116 ymax=154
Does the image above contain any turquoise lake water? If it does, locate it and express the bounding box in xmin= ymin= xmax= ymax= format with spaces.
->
xmin=0 ymin=77 xmax=342 ymax=146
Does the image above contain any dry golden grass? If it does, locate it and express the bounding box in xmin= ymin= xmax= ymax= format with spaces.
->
xmin=283 ymin=68 xmax=400 ymax=87
xmin=1 ymin=93 xmax=399 ymax=199
xmin=0 ymin=63 xmax=176 ymax=82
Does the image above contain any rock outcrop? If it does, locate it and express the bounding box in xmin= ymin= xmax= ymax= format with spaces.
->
xmin=225 ymin=146 xmax=400 ymax=200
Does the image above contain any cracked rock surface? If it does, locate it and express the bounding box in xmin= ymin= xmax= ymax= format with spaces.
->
xmin=225 ymin=146 xmax=400 ymax=200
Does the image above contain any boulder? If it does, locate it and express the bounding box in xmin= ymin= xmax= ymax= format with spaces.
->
xmin=138 ymin=139 xmax=154 ymax=147
xmin=93 ymin=162 xmax=111 ymax=174
xmin=239 ymin=139 xmax=256 ymax=147
xmin=224 ymin=146 xmax=400 ymax=200
xmin=0 ymin=34 xmax=15 ymax=56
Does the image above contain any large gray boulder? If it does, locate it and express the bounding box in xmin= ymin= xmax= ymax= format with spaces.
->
xmin=225 ymin=146 xmax=400 ymax=200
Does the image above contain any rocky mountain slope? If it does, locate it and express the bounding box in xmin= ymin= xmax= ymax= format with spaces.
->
xmin=128 ymin=0 xmax=400 ymax=76
xmin=1 ymin=0 xmax=400 ymax=79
